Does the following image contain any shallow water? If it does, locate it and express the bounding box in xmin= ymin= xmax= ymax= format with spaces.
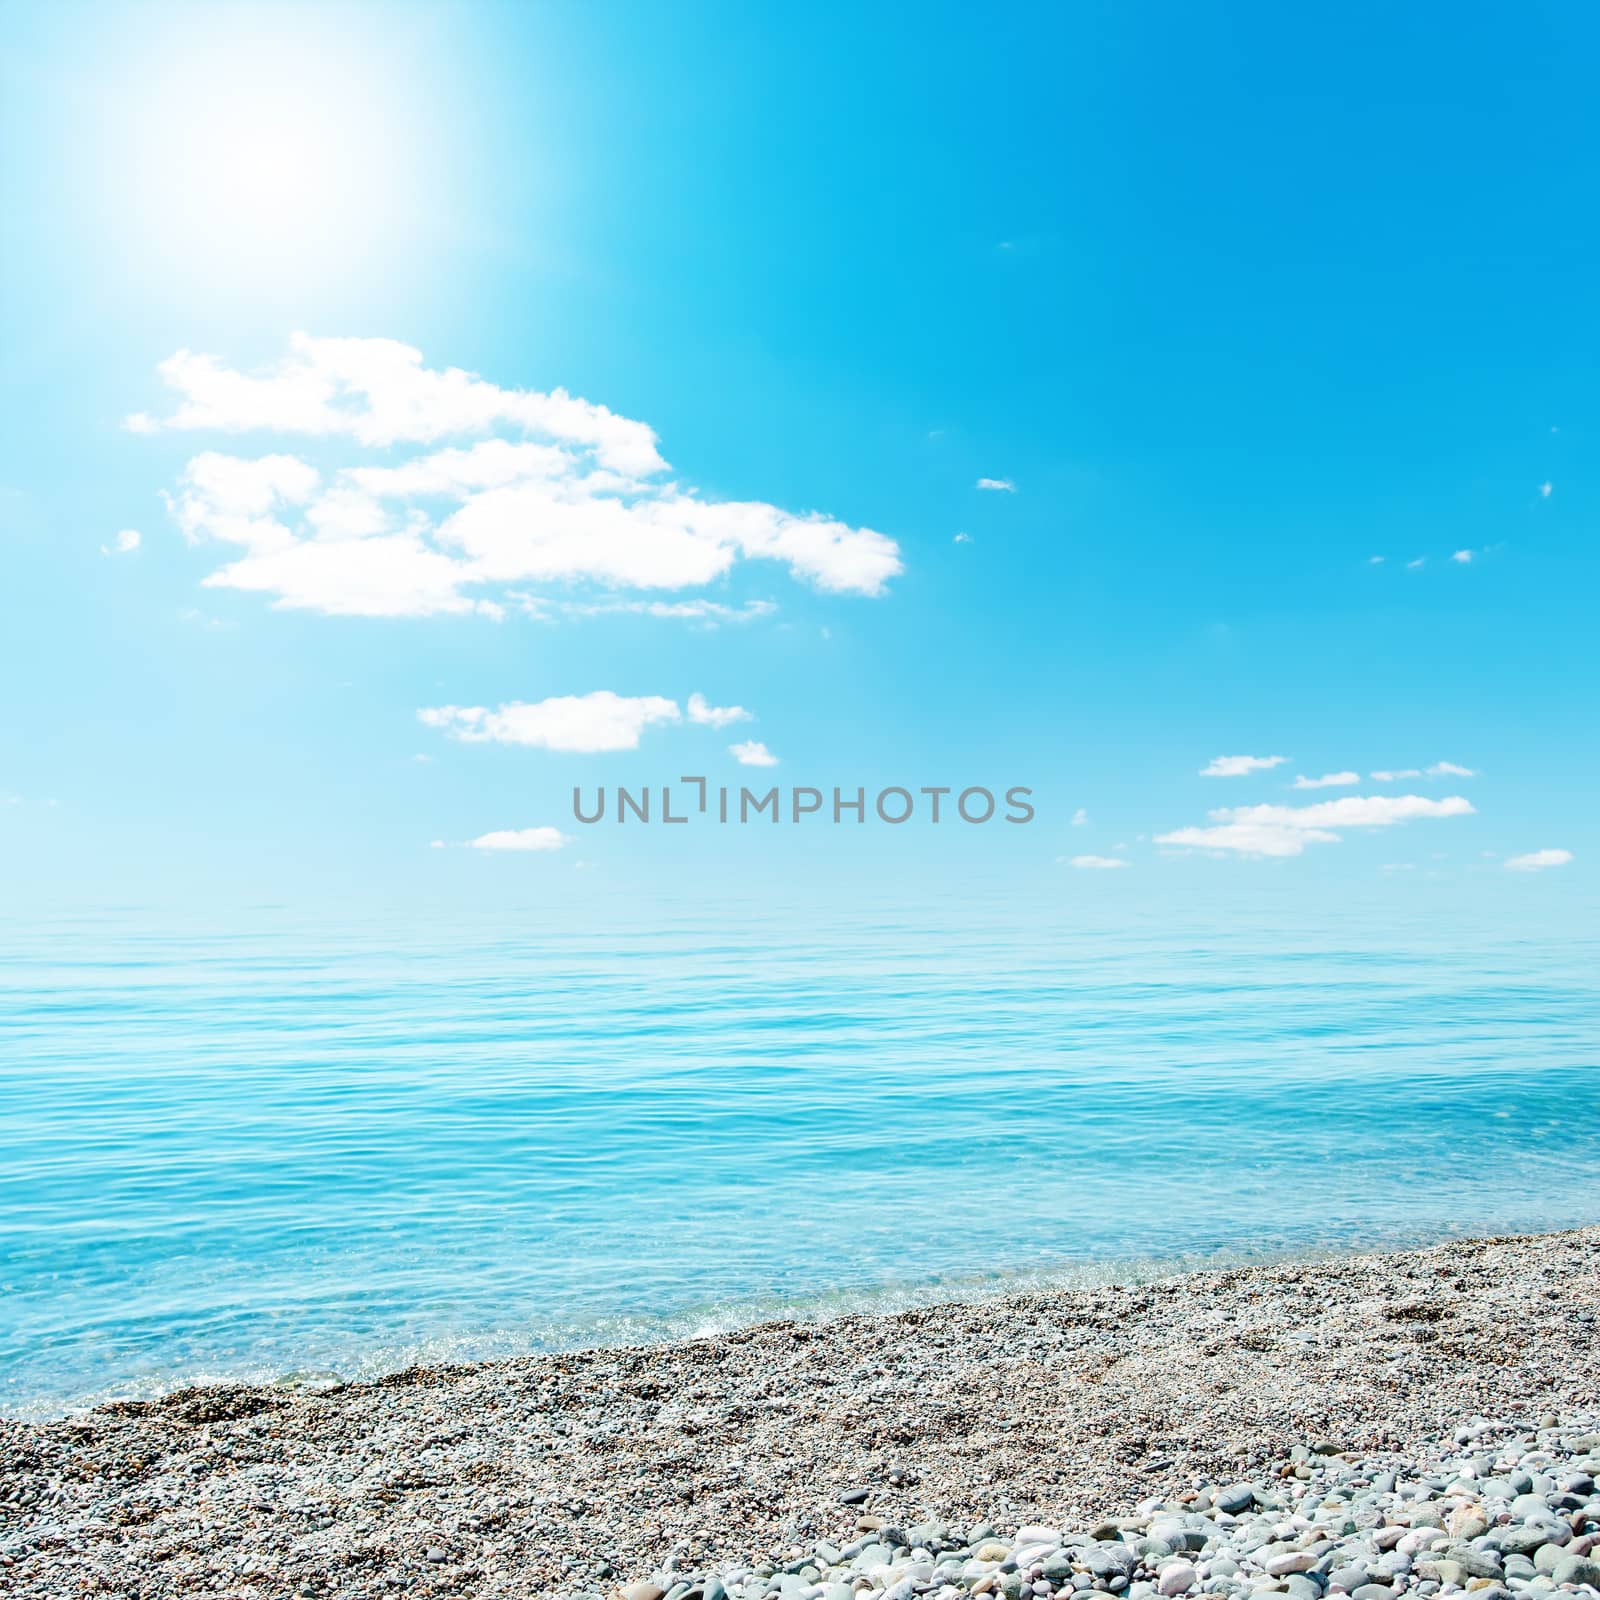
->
xmin=3 ymin=896 xmax=1598 ymax=1417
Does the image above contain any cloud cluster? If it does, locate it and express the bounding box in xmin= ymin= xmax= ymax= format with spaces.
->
xmin=1067 ymin=854 xmax=1126 ymax=870
xmin=141 ymin=336 xmax=904 ymax=617
xmin=131 ymin=334 xmax=665 ymax=473
xmin=1157 ymin=793 xmax=1475 ymax=859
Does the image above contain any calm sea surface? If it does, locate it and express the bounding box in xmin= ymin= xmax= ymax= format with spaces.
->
xmin=3 ymin=897 xmax=1598 ymax=1417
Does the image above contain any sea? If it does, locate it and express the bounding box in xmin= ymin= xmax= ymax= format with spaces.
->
xmin=3 ymin=892 xmax=1597 ymax=1418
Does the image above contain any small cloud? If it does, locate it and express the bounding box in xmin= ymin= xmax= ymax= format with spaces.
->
xmin=1368 ymin=555 xmax=1385 ymax=565
xmin=1071 ymin=807 xmax=1089 ymax=827
xmin=730 ymin=739 xmax=778 ymax=767
xmin=1156 ymin=793 xmax=1474 ymax=860
xmin=1540 ymin=481 xmax=1553 ymax=498
xmin=468 ymin=826 xmax=568 ymax=852
xmin=686 ymin=692 xmax=752 ymax=729
xmin=953 ymin=531 xmax=972 ymax=544
xmin=1505 ymin=848 xmax=1573 ymax=873
xmin=1381 ymin=863 xmax=1416 ymax=873
xmin=1292 ymin=771 xmax=1360 ymax=790
xmin=102 ymin=528 xmax=141 ymax=555
xmin=1372 ymin=763 xmax=1474 ymax=781
xmin=412 ymin=753 xmax=432 ymax=764
xmin=976 ymin=477 xmax=1015 ymax=492
xmin=1451 ymin=549 xmax=1473 ymax=564
xmin=525 ymin=597 xmax=777 ymax=627
xmin=420 ymin=692 xmax=681 ymax=754
xmin=429 ymin=839 xmax=446 ymax=849
xmin=1407 ymin=558 xmax=1425 ymax=570
xmin=177 ymin=606 xmax=234 ymax=630
xmin=1065 ymin=854 xmax=1127 ymax=870
xmin=1200 ymin=754 xmax=1289 ymax=778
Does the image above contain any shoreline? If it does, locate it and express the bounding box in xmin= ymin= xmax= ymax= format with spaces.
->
xmin=4 ymin=1226 xmax=1599 ymax=1597
xmin=13 ymin=1219 xmax=1586 ymax=1425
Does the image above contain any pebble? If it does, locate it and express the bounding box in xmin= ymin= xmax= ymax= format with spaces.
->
xmin=1158 ymin=1562 xmax=1198 ymax=1595
xmin=593 ymin=1411 xmax=1600 ymax=1600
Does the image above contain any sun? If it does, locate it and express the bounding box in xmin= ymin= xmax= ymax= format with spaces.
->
xmin=91 ymin=10 xmax=441 ymax=294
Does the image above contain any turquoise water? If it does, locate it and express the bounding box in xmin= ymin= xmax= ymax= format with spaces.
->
xmin=2 ymin=898 xmax=1598 ymax=1418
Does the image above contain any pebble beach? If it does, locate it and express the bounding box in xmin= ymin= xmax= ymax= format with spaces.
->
xmin=4 ymin=1227 xmax=1599 ymax=1600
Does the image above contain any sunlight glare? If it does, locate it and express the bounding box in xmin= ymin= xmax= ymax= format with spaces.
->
xmin=104 ymin=15 xmax=431 ymax=291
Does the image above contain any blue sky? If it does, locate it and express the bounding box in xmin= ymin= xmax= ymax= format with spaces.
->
xmin=1 ymin=0 xmax=1594 ymax=911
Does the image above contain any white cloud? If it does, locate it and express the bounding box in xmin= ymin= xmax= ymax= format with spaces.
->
xmin=468 ymin=826 xmax=568 ymax=852
xmin=1451 ymin=549 xmax=1473 ymax=564
xmin=1200 ymin=754 xmax=1289 ymax=778
xmin=102 ymin=528 xmax=142 ymax=555
xmin=167 ymin=451 xmax=321 ymax=551
xmin=975 ymin=477 xmax=1015 ymax=492
xmin=522 ymin=597 xmax=775 ymax=625
xmin=420 ymin=692 xmax=681 ymax=753
xmin=1505 ymin=848 xmax=1572 ymax=872
xmin=953 ymin=531 xmax=972 ymax=544
xmin=136 ymin=337 xmax=904 ymax=616
xmin=1157 ymin=792 xmax=1474 ymax=859
xmin=1159 ymin=821 xmax=1340 ymax=858
xmin=686 ymin=692 xmax=751 ymax=729
xmin=1371 ymin=762 xmax=1475 ymax=781
xmin=1292 ymin=770 xmax=1359 ymax=790
xmin=1234 ymin=794 xmax=1474 ymax=830
xmin=130 ymin=332 xmax=666 ymax=474
xmin=730 ymin=740 xmax=778 ymax=767
xmin=1540 ymin=482 xmax=1553 ymax=498
xmin=1407 ymin=558 xmax=1425 ymax=570
xmin=208 ymin=533 xmax=496 ymax=617
xmin=1067 ymin=854 xmax=1127 ymax=870
xmin=1071 ymin=807 xmax=1089 ymax=826
xmin=1368 ymin=555 xmax=1384 ymax=565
